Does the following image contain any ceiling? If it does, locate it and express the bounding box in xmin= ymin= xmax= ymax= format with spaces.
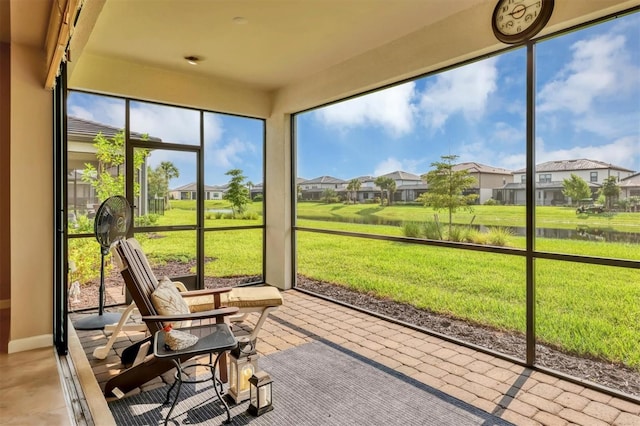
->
xmin=5 ymin=0 xmax=638 ymax=99
xmin=76 ymin=0 xmax=484 ymax=91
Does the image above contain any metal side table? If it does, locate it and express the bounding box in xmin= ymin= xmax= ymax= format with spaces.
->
xmin=154 ymin=324 xmax=238 ymax=425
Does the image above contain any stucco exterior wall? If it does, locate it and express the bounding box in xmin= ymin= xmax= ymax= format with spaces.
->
xmin=8 ymin=43 xmax=53 ymax=352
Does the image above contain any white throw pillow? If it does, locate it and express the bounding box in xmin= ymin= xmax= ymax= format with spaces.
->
xmin=151 ymin=276 xmax=191 ymax=329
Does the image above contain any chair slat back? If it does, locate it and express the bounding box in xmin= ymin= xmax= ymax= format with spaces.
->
xmin=114 ymin=238 xmax=163 ymax=334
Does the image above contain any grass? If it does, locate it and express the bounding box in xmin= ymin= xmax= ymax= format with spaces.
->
xmin=297 ymin=202 xmax=640 ymax=233
xmin=296 ymin=230 xmax=640 ymax=368
xmin=71 ymin=201 xmax=639 ymax=369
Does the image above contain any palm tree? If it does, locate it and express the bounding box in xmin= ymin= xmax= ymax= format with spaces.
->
xmin=374 ymin=176 xmax=395 ymax=206
xmin=347 ymin=178 xmax=361 ymax=204
xmin=158 ymin=161 xmax=179 ymax=209
xmin=374 ymin=176 xmax=387 ymax=205
xmin=246 ymin=181 xmax=254 ymax=200
xmin=387 ymin=179 xmax=396 ymax=205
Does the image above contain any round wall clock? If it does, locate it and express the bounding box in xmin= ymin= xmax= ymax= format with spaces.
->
xmin=492 ymin=0 xmax=555 ymax=44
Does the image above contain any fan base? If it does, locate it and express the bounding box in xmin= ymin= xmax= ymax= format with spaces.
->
xmin=74 ymin=312 xmax=122 ymax=331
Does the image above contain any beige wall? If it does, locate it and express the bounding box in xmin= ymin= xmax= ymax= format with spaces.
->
xmin=0 ymin=42 xmax=10 ymax=352
xmin=69 ymin=53 xmax=272 ymax=119
xmin=8 ymin=43 xmax=53 ymax=352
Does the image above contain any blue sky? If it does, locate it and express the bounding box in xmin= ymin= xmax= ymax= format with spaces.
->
xmin=297 ymin=11 xmax=640 ymax=180
xmin=68 ymin=11 xmax=639 ymax=188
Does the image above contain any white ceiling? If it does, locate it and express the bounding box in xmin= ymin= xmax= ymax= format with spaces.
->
xmin=79 ymin=0 xmax=484 ymax=91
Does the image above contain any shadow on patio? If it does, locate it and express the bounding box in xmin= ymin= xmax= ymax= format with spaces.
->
xmin=71 ymin=290 xmax=640 ymax=425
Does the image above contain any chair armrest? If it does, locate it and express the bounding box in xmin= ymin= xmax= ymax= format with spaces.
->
xmin=180 ymin=287 xmax=233 ymax=309
xmin=142 ymin=306 xmax=239 ymax=322
xmin=181 ymin=287 xmax=233 ymax=297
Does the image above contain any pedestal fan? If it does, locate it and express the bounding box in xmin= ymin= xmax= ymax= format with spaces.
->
xmin=74 ymin=196 xmax=132 ymax=330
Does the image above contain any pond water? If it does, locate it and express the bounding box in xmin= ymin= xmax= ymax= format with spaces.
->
xmin=297 ymin=215 xmax=640 ymax=244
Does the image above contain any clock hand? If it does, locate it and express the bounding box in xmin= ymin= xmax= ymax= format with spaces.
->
xmin=507 ymin=2 xmax=540 ymax=18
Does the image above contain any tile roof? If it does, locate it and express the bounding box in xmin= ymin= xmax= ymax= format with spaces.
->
xmin=68 ymin=116 xmax=162 ymax=142
xmin=170 ymin=182 xmax=226 ymax=191
xmin=379 ymin=170 xmax=422 ymax=181
xmin=452 ymin=162 xmax=512 ymax=175
xmin=304 ymin=175 xmax=347 ymax=184
xmin=514 ymin=159 xmax=634 ymax=173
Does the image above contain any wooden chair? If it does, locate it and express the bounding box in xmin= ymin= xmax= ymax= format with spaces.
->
xmin=103 ymin=238 xmax=239 ymax=398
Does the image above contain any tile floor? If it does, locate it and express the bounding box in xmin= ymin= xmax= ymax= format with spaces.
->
xmin=71 ymin=289 xmax=640 ymax=425
xmin=0 ymin=347 xmax=72 ymax=425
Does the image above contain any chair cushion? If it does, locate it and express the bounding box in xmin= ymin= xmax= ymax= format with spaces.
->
xmin=186 ymin=286 xmax=282 ymax=312
xmin=151 ymin=276 xmax=191 ymax=328
xmin=224 ymin=287 xmax=283 ymax=308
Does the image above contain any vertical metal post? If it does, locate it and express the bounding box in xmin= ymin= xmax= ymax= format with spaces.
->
xmin=525 ymin=42 xmax=536 ymax=365
xmin=53 ymin=63 xmax=69 ymax=355
xmin=197 ymin=111 xmax=205 ymax=290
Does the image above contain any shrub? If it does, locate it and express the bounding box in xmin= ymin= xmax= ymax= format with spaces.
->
xmin=223 ymin=212 xmax=235 ymax=219
xmin=135 ymin=214 xmax=159 ymax=226
xmin=402 ymin=222 xmax=422 ymax=238
xmin=240 ymin=212 xmax=259 ymax=220
xmin=447 ymin=225 xmax=470 ymax=242
xmin=421 ymin=221 xmax=443 ymax=240
xmin=205 ymin=213 xmax=214 ymax=220
xmin=72 ymin=214 xmax=94 ymax=233
xmin=253 ymin=194 xmax=263 ymax=202
xmin=215 ymin=212 xmax=224 ymax=219
xmin=466 ymin=229 xmax=489 ymax=245
xmin=487 ymin=227 xmax=513 ymax=246
xmin=68 ymin=238 xmax=109 ymax=285
xmin=484 ymin=198 xmax=499 ymax=206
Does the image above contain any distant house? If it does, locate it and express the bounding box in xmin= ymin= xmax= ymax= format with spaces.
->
xmin=299 ymin=176 xmax=346 ymax=200
xmin=344 ymin=171 xmax=427 ymax=203
xmin=374 ymin=171 xmax=423 ymax=202
xmin=451 ymin=162 xmax=513 ymax=204
xmin=620 ymin=172 xmax=640 ymax=207
xmin=494 ymin=159 xmax=635 ymax=206
xmin=169 ymin=183 xmax=226 ymax=200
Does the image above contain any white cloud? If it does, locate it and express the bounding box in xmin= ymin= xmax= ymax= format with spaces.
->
xmin=538 ymin=33 xmax=636 ymax=115
xmin=208 ymin=138 xmax=254 ymax=170
xmin=492 ymin=122 xmax=523 ymax=145
xmin=536 ymin=136 xmax=640 ymax=170
xmin=130 ymin=103 xmax=200 ymax=144
xmin=373 ymin=157 xmax=427 ymax=176
xmin=419 ymin=57 xmax=498 ymax=130
xmin=68 ymin=99 xmax=125 ymax=128
xmin=315 ymin=82 xmax=416 ymax=137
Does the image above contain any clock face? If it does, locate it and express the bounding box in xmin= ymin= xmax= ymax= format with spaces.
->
xmin=492 ymin=0 xmax=554 ymax=44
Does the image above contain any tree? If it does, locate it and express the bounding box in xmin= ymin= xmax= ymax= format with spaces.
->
xmin=599 ymin=176 xmax=620 ymax=209
xmin=387 ymin=179 xmax=397 ymax=205
xmin=246 ymin=181 xmax=254 ymax=200
xmin=562 ymin=173 xmax=591 ymax=205
xmin=223 ymin=169 xmax=250 ymax=216
xmin=346 ymin=178 xmax=361 ymax=204
xmin=374 ymin=176 xmax=394 ymax=206
xmin=158 ymin=161 xmax=179 ymax=209
xmin=147 ymin=166 xmax=167 ymax=201
xmin=416 ymin=155 xmax=478 ymax=238
xmin=81 ymin=130 xmax=148 ymax=202
xmin=321 ymin=188 xmax=337 ymax=203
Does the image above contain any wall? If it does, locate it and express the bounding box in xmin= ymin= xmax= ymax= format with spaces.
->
xmin=8 ymin=43 xmax=53 ymax=352
xmin=0 ymin=42 xmax=10 ymax=352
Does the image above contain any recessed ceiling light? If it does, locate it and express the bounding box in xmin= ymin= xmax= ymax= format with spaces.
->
xmin=184 ymin=56 xmax=201 ymax=65
xmin=232 ymin=16 xmax=248 ymax=24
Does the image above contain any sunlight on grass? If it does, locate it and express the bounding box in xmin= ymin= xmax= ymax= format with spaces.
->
xmin=297 ymin=230 xmax=640 ymax=369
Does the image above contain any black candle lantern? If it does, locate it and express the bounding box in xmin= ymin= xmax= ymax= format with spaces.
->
xmin=247 ymin=370 xmax=273 ymax=416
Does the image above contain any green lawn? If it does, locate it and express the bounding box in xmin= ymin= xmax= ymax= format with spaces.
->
xmin=70 ymin=201 xmax=640 ymax=369
xmin=296 ymin=202 xmax=640 ymax=233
